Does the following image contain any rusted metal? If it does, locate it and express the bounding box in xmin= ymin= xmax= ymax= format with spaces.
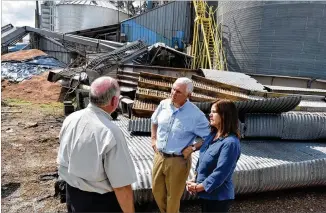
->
xmin=132 ymin=100 xmax=157 ymax=118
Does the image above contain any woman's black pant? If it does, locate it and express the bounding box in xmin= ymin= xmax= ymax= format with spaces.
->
xmin=200 ymin=198 xmax=232 ymax=213
xmin=66 ymin=183 xmax=122 ymax=213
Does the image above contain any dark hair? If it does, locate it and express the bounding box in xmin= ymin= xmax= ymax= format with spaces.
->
xmin=210 ymin=99 xmax=240 ymax=139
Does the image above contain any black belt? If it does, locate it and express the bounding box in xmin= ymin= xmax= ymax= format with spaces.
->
xmin=158 ymin=151 xmax=183 ymax=158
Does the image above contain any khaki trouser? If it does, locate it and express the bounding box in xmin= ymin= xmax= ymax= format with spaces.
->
xmin=152 ymin=152 xmax=192 ymax=213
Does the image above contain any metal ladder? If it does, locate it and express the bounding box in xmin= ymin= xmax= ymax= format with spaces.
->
xmin=191 ymin=0 xmax=227 ymax=70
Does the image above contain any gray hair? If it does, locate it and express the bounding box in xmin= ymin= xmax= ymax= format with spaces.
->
xmin=89 ymin=76 xmax=120 ymax=106
xmin=174 ymin=77 xmax=194 ymax=94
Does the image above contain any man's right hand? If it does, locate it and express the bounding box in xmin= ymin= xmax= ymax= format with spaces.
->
xmin=151 ymin=140 xmax=157 ymax=152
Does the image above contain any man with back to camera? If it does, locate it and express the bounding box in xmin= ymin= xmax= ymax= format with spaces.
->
xmin=57 ymin=76 xmax=137 ymax=213
xmin=151 ymin=77 xmax=210 ymax=213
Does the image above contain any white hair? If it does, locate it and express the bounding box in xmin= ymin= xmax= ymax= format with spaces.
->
xmin=89 ymin=76 xmax=120 ymax=106
xmin=174 ymin=77 xmax=194 ymax=94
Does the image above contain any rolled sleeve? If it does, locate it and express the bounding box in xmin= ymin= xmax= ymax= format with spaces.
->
xmin=151 ymin=101 xmax=163 ymax=124
xmin=104 ymin=136 xmax=137 ymax=188
xmin=202 ymin=141 xmax=239 ymax=193
xmin=194 ymin=113 xmax=210 ymax=139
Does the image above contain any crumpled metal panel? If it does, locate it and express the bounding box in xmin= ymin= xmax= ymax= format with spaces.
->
xmin=244 ymin=114 xmax=283 ymax=138
xmin=200 ymin=69 xmax=266 ymax=92
xmin=235 ymin=140 xmax=326 ymax=194
xmin=193 ymin=79 xmax=262 ymax=101
xmin=1 ymin=24 xmax=14 ymax=34
xmin=296 ymin=100 xmax=326 ymax=112
xmin=1 ymin=26 xmax=28 ymax=47
xmin=282 ymin=112 xmax=326 ymax=140
xmin=265 ymin=85 xmax=326 ymax=97
xmin=235 ymin=96 xmax=301 ymax=114
xmin=1 ymin=62 xmax=61 ymax=82
xmin=87 ymin=40 xmax=147 ymax=71
xmin=113 ymin=116 xmax=326 ymax=203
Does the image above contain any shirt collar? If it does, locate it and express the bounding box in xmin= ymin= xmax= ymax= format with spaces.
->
xmin=87 ymin=103 xmax=113 ymax=120
xmin=169 ymin=99 xmax=189 ymax=111
xmin=210 ymin=131 xmax=227 ymax=144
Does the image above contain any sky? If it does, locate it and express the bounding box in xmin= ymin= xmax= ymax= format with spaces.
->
xmin=0 ymin=0 xmax=143 ymax=28
xmin=2 ymin=1 xmax=36 ymax=27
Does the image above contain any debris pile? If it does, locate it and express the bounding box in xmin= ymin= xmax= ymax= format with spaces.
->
xmin=1 ymin=49 xmax=66 ymax=82
xmin=1 ymin=72 xmax=62 ymax=104
xmin=2 ymin=49 xmax=47 ymax=61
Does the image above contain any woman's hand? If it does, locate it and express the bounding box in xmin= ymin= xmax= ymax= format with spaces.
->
xmin=186 ymin=181 xmax=197 ymax=195
xmin=186 ymin=181 xmax=205 ymax=195
xmin=186 ymin=180 xmax=196 ymax=195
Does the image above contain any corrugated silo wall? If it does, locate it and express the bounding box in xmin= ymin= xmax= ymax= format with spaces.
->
xmin=39 ymin=36 xmax=71 ymax=65
xmin=218 ymin=1 xmax=326 ymax=79
xmin=121 ymin=1 xmax=192 ymax=48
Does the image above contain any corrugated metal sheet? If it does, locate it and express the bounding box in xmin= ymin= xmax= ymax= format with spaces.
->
xmin=130 ymin=96 xmax=302 ymax=118
xmin=218 ymin=1 xmax=326 ymax=80
xmin=200 ymin=69 xmax=266 ymax=92
xmin=235 ymin=96 xmax=301 ymax=114
xmin=1 ymin=24 xmax=14 ymax=34
xmin=128 ymin=118 xmax=151 ymax=133
xmin=192 ymin=102 xmax=212 ymax=114
xmin=282 ymin=112 xmax=326 ymax=140
xmin=244 ymin=114 xmax=283 ymax=138
xmin=39 ymin=36 xmax=71 ymax=64
xmin=121 ymin=1 xmax=191 ymax=48
xmin=113 ymin=116 xmax=326 ymax=203
xmin=244 ymin=112 xmax=326 ymax=140
xmin=319 ymin=113 xmax=326 ymax=139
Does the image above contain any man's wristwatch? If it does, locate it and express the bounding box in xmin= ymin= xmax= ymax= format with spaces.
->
xmin=191 ymin=145 xmax=196 ymax=151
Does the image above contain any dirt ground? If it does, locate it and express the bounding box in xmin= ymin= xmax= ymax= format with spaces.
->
xmin=1 ymin=74 xmax=326 ymax=213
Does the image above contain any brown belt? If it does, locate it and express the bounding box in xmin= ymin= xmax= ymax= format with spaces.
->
xmin=158 ymin=151 xmax=183 ymax=158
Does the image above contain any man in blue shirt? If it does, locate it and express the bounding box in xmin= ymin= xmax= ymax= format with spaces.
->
xmin=151 ymin=77 xmax=210 ymax=213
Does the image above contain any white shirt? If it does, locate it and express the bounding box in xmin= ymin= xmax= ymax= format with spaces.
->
xmin=57 ymin=103 xmax=137 ymax=194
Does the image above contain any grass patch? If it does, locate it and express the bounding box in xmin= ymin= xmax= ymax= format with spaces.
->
xmin=4 ymin=99 xmax=33 ymax=106
xmin=3 ymin=98 xmax=64 ymax=116
xmin=39 ymin=102 xmax=64 ymax=116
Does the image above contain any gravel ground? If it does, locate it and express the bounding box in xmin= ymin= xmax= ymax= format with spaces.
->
xmin=181 ymin=186 xmax=326 ymax=213
xmin=134 ymin=186 xmax=326 ymax=212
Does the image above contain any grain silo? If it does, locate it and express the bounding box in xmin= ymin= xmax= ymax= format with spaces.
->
xmin=218 ymin=1 xmax=326 ymax=79
xmin=55 ymin=0 xmax=129 ymax=33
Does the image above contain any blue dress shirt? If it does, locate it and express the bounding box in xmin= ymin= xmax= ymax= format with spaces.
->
xmin=196 ymin=132 xmax=241 ymax=200
xmin=151 ymin=99 xmax=210 ymax=155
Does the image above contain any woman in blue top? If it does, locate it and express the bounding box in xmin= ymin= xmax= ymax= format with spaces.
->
xmin=186 ymin=99 xmax=241 ymax=213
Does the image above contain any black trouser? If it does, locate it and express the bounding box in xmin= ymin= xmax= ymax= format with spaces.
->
xmin=200 ymin=199 xmax=232 ymax=213
xmin=66 ymin=183 xmax=122 ymax=213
